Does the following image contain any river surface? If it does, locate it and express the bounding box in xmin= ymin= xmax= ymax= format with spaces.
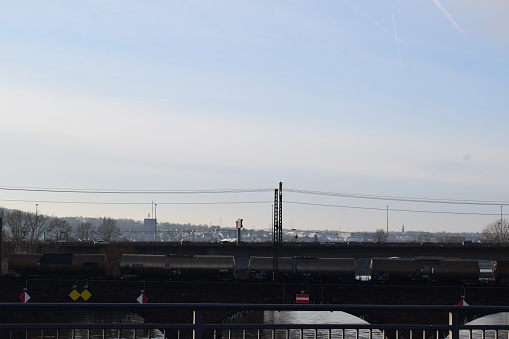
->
xmin=232 ymin=310 xmax=384 ymax=339
xmin=21 ymin=310 xmax=509 ymax=339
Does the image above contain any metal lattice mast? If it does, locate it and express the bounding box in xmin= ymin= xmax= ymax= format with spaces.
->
xmin=273 ymin=189 xmax=279 ymax=281
xmin=273 ymin=182 xmax=283 ymax=282
xmin=278 ymin=182 xmax=283 ymax=246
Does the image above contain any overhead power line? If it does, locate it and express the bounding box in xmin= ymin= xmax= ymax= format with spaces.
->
xmin=0 ymin=186 xmax=273 ymax=194
xmin=0 ymin=198 xmax=272 ymax=205
xmin=2 ymin=185 xmax=506 ymax=206
xmin=0 ymin=185 xmax=506 ymax=218
xmin=285 ymin=201 xmax=502 ymax=217
xmin=285 ymin=188 xmax=509 ymax=206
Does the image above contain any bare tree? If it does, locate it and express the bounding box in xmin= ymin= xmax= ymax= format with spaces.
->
xmin=4 ymin=209 xmax=49 ymax=253
xmin=372 ymin=228 xmax=388 ymax=243
xmin=26 ymin=210 xmax=50 ymax=247
xmin=100 ymin=244 xmax=135 ymax=277
xmin=75 ymin=221 xmax=95 ymax=241
xmin=0 ymin=207 xmax=5 ymax=240
xmin=96 ymin=217 xmax=120 ymax=242
xmin=1 ymin=207 xmax=5 ymax=272
xmin=482 ymin=218 xmax=509 ymax=243
xmin=48 ymin=217 xmax=72 ymax=241
xmin=5 ymin=210 xmax=29 ymax=249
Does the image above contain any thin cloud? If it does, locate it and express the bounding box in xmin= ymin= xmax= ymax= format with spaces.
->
xmin=392 ymin=13 xmax=403 ymax=71
xmin=344 ymin=0 xmax=405 ymax=45
xmin=432 ymin=0 xmax=463 ymax=33
xmin=114 ymin=98 xmax=196 ymax=105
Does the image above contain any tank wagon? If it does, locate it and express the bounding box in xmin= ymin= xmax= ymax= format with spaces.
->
xmin=120 ymin=254 xmax=236 ymax=280
xmin=8 ymin=253 xmax=106 ymax=277
xmin=370 ymin=258 xmax=480 ymax=284
xmin=248 ymin=256 xmax=293 ymax=280
xmin=248 ymin=256 xmax=356 ymax=282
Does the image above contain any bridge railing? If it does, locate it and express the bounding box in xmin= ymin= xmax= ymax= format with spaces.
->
xmin=1 ymin=303 xmax=509 ymax=339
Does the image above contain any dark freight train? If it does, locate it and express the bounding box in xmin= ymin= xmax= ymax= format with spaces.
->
xmin=6 ymin=253 xmax=509 ymax=284
xmin=120 ymin=254 xmax=236 ymax=280
xmin=247 ymin=256 xmax=357 ymax=282
xmin=8 ymin=253 xmax=106 ymax=277
xmin=369 ymin=258 xmax=480 ymax=284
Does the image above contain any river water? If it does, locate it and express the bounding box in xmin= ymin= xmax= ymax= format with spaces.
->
xmin=232 ymin=310 xmax=384 ymax=339
xmin=22 ymin=310 xmax=509 ymax=339
xmin=232 ymin=311 xmax=509 ymax=339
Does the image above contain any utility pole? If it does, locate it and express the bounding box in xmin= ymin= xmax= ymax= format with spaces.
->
xmin=386 ymin=205 xmax=389 ymax=241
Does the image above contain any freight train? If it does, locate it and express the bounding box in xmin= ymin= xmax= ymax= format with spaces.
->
xmin=7 ymin=253 xmax=107 ymax=278
xmin=6 ymin=253 xmax=509 ymax=285
xmin=247 ymin=256 xmax=357 ymax=282
xmin=120 ymin=254 xmax=236 ymax=281
xmin=369 ymin=258 xmax=481 ymax=284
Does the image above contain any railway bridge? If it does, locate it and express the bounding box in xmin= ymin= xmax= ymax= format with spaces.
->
xmin=1 ymin=278 xmax=509 ymax=337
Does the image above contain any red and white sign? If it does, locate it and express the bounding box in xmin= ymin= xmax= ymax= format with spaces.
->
xmin=457 ymin=299 xmax=469 ymax=306
xmin=296 ymin=294 xmax=309 ymax=304
xmin=19 ymin=292 xmax=31 ymax=303
xmin=137 ymin=293 xmax=148 ymax=304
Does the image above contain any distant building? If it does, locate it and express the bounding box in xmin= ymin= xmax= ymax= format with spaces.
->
xmin=144 ymin=218 xmax=156 ymax=241
xmin=402 ymin=224 xmax=405 ymax=233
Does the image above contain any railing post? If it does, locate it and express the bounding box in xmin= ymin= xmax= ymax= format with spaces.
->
xmin=193 ymin=310 xmax=203 ymax=339
xmin=449 ymin=310 xmax=460 ymax=339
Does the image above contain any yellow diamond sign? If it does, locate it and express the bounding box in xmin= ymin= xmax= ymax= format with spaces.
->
xmin=69 ymin=289 xmax=81 ymax=301
xmin=81 ymin=289 xmax=92 ymax=301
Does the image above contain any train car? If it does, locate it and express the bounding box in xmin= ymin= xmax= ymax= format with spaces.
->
xmin=370 ymin=258 xmax=416 ymax=282
xmin=8 ymin=253 xmax=107 ymax=277
xmin=494 ymin=261 xmax=509 ymax=284
xmin=296 ymin=257 xmax=356 ymax=282
xmin=248 ymin=256 xmax=356 ymax=282
xmin=248 ymin=256 xmax=293 ymax=280
xmin=428 ymin=260 xmax=480 ymax=283
xmin=120 ymin=254 xmax=236 ymax=281
xmin=370 ymin=258 xmax=480 ymax=284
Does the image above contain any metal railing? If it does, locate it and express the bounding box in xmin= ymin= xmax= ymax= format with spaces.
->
xmin=1 ymin=303 xmax=509 ymax=339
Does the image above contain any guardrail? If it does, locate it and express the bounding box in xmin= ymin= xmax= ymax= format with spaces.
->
xmin=1 ymin=303 xmax=509 ymax=339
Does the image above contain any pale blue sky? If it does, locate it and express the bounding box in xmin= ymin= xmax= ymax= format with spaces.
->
xmin=1 ymin=1 xmax=508 ymax=233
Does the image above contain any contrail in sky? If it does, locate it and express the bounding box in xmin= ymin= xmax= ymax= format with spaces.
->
xmin=345 ymin=0 xmax=405 ymax=45
xmin=432 ymin=0 xmax=463 ymax=33
xmin=114 ymin=98 xmax=194 ymax=105
xmin=392 ymin=13 xmax=403 ymax=71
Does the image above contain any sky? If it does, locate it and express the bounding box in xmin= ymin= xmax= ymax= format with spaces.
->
xmin=1 ymin=1 xmax=509 ymax=234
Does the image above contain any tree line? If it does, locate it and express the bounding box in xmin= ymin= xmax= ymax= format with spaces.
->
xmin=0 ymin=207 xmax=120 ymax=253
xmin=1 ymin=206 xmax=508 ymax=254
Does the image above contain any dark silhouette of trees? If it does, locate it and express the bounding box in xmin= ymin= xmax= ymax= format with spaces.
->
xmin=96 ymin=217 xmax=120 ymax=242
xmin=75 ymin=221 xmax=95 ymax=241
xmin=48 ymin=217 xmax=72 ymax=241
xmin=482 ymin=218 xmax=509 ymax=243
xmin=373 ymin=228 xmax=388 ymax=242
xmin=3 ymin=209 xmax=49 ymax=253
xmin=100 ymin=244 xmax=135 ymax=277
